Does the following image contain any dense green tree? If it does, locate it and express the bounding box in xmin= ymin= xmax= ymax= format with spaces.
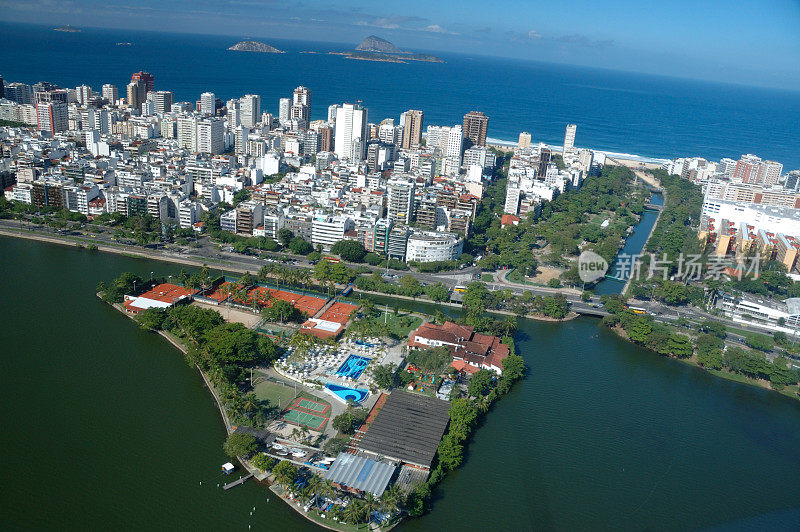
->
xmin=137 ymin=308 xmax=167 ymax=331
xmin=277 ymin=228 xmax=294 ymax=247
xmin=288 ymin=237 xmax=313 ymax=255
xmin=667 ymin=333 xmax=693 ymax=358
xmin=261 ymin=299 xmax=303 ymax=323
xmin=468 ymin=370 xmax=494 ymax=397
xmin=222 ymin=432 xmax=257 ymax=457
xmin=330 ymin=240 xmax=368 ymax=263
xmin=204 ymin=323 xmax=264 ymax=365
xmin=273 ymin=460 xmax=298 ymax=486
xmin=407 ymin=347 xmax=452 ymax=374
xmin=437 ymin=433 xmax=464 ymax=471
xmin=744 ymin=334 xmax=774 ymax=352
xmin=424 ymin=283 xmax=450 ymax=302
xmin=332 ymin=408 xmax=368 ymax=434
xmin=372 ymin=363 xmax=399 ymax=389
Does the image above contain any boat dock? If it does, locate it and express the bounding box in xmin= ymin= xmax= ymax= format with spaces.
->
xmin=222 ymin=473 xmax=253 ymax=490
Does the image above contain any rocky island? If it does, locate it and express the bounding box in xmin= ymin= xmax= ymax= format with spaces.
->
xmin=333 ymin=35 xmax=444 ymax=64
xmin=356 ymin=35 xmax=403 ymax=54
xmin=227 ymin=40 xmax=285 ymax=53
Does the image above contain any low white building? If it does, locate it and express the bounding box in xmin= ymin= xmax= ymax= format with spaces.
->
xmin=406 ymin=231 xmax=463 ymax=263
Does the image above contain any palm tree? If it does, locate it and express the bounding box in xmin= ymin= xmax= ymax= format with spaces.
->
xmin=241 ymin=393 xmax=259 ymax=416
xmin=341 ymin=499 xmax=365 ymax=526
xmin=362 ymin=493 xmax=379 ymax=525
xmin=379 ymin=484 xmax=403 ymax=514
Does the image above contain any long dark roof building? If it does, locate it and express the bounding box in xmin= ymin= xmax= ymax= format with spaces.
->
xmin=356 ymin=390 xmax=451 ymax=469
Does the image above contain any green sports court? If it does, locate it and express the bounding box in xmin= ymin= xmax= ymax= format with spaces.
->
xmin=280 ymin=396 xmax=330 ymax=431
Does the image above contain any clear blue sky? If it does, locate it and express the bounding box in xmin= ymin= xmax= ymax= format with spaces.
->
xmin=2 ymin=0 xmax=799 ymax=89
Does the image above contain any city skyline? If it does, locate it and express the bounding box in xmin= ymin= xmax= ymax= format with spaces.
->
xmin=1 ymin=1 xmax=799 ymax=90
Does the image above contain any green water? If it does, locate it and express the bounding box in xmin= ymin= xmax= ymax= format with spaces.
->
xmin=3 ymin=236 xmax=800 ymax=530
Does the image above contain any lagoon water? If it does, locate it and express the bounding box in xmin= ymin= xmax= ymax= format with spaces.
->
xmin=1 ymin=23 xmax=799 ymax=168
xmin=4 ymin=236 xmax=800 ymax=530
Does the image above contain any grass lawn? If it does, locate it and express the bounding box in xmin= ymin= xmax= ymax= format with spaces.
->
xmin=254 ymin=377 xmax=299 ymax=410
xmin=380 ymin=313 xmax=422 ymax=339
xmin=506 ymin=268 xmax=529 ymax=284
xmin=481 ymin=273 xmax=494 ymax=282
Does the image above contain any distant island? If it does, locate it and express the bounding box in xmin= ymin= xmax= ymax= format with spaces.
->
xmin=332 ymin=35 xmax=444 ymax=64
xmin=356 ymin=35 xmax=403 ymax=54
xmin=54 ymin=25 xmax=81 ymax=33
xmin=227 ymin=40 xmax=285 ymax=54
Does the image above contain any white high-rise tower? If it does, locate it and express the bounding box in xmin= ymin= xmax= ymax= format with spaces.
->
xmin=334 ymin=103 xmax=368 ymax=162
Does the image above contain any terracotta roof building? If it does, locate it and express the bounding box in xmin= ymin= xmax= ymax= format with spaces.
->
xmin=408 ymin=321 xmax=510 ymax=374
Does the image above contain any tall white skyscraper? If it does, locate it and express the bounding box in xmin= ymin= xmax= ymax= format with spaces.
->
xmin=564 ymin=123 xmax=577 ymax=152
xmin=148 ymin=91 xmax=173 ymax=113
xmin=177 ymin=116 xmax=198 ymax=150
xmin=446 ymin=125 xmax=463 ymax=158
xmin=293 ymin=86 xmax=310 ymax=107
xmin=328 ymin=104 xmax=341 ymax=124
xmin=101 ymin=84 xmax=118 ymax=103
xmin=226 ymin=99 xmax=241 ymax=128
xmin=197 ymin=119 xmax=223 ymax=154
xmin=334 ymin=103 xmax=368 ymax=162
xmin=278 ymin=98 xmax=291 ymax=126
xmin=200 ymin=92 xmax=216 ymax=115
xmin=76 ymin=85 xmax=92 ymax=105
xmin=240 ymin=94 xmax=260 ymax=128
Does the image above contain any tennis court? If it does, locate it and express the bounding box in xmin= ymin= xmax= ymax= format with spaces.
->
xmin=282 ymin=407 xmax=328 ymax=432
xmin=293 ymin=397 xmax=330 ymax=415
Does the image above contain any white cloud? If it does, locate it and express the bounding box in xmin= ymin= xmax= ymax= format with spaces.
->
xmin=422 ymin=24 xmax=446 ymax=33
xmin=527 ymin=29 xmax=542 ymax=40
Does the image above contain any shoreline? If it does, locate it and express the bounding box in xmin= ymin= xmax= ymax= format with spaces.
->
xmin=103 ymin=293 xmax=399 ymax=531
xmin=606 ymin=325 xmax=800 ymax=401
xmin=0 ymin=228 xmax=581 ymax=324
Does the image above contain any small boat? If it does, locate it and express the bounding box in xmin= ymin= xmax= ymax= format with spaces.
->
xmin=116 ymin=42 xmax=132 ymax=46
xmin=272 ymin=443 xmax=286 ymax=451
xmin=222 ymin=462 xmax=235 ymax=475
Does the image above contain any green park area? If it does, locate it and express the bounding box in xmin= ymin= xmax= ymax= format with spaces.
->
xmin=253 ymin=375 xmax=299 ymax=411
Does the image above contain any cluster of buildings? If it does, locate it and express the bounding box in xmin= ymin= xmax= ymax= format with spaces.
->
xmin=0 ymin=73 xmax=518 ymax=262
xmin=679 ymin=153 xmax=800 ymax=272
xmin=408 ymin=320 xmax=511 ymax=374
xmin=502 ymin=124 xmax=596 ymax=222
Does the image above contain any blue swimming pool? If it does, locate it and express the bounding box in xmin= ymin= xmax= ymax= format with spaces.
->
xmin=325 ymin=383 xmax=369 ymax=404
xmin=335 ymin=354 xmax=370 ymax=379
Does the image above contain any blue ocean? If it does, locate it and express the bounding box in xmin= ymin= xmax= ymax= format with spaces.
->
xmin=2 ymin=22 xmax=798 ymax=168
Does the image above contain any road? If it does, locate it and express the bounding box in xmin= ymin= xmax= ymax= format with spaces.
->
xmin=0 ymin=218 xmax=790 ymax=357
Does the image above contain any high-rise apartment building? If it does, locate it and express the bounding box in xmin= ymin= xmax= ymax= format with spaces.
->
xmin=293 ymin=86 xmax=310 ymax=107
xmin=36 ymin=101 xmax=68 ymax=134
xmin=327 ymin=104 xmax=341 ymax=124
xmin=148 ymin=91 xmax=173 ymax=113
xmin=563 ymin=124 xmax=577 ymax=152
xmin=387 ymin=178 xmax=416 ymax=224
xmin=177 ymin=116 xmax=197 ymax=150
xmin=76 ymin=85 xmax=92 ymax=105
xmin=101 ymin=84 xmax=118 ymax=103
xmin=518 ymin=131 xmax=531 ymax=149
xmin=126 ymin=81 xmax=145 ymax=111
xmin=200 ymin=92 xmax=216 ymax=115
xmin=734 ymin=154 xmax=762 ymax=183
xmin=240 ymin=94 xmax=260 ymax=128
xmin=462 ymin=111 xmax=488 ymax=148
xmin=400 ymin=110 xmax=424 ymax=150
xmin=5 ymin=82 xmax=33 ymax=104
xmin=334 ymin=103 xmax=368 ymax=162
xmin=278 ymin=98 xmax=291 ymax=126
xmin=197 ymin=119 xmax=223 ymax=154
xmin=130 ymin=71 xmax=154 ymax=94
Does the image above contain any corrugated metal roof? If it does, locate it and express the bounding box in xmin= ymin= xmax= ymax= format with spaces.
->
xmin=323 ymin=453 xmax=395 ymax=497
